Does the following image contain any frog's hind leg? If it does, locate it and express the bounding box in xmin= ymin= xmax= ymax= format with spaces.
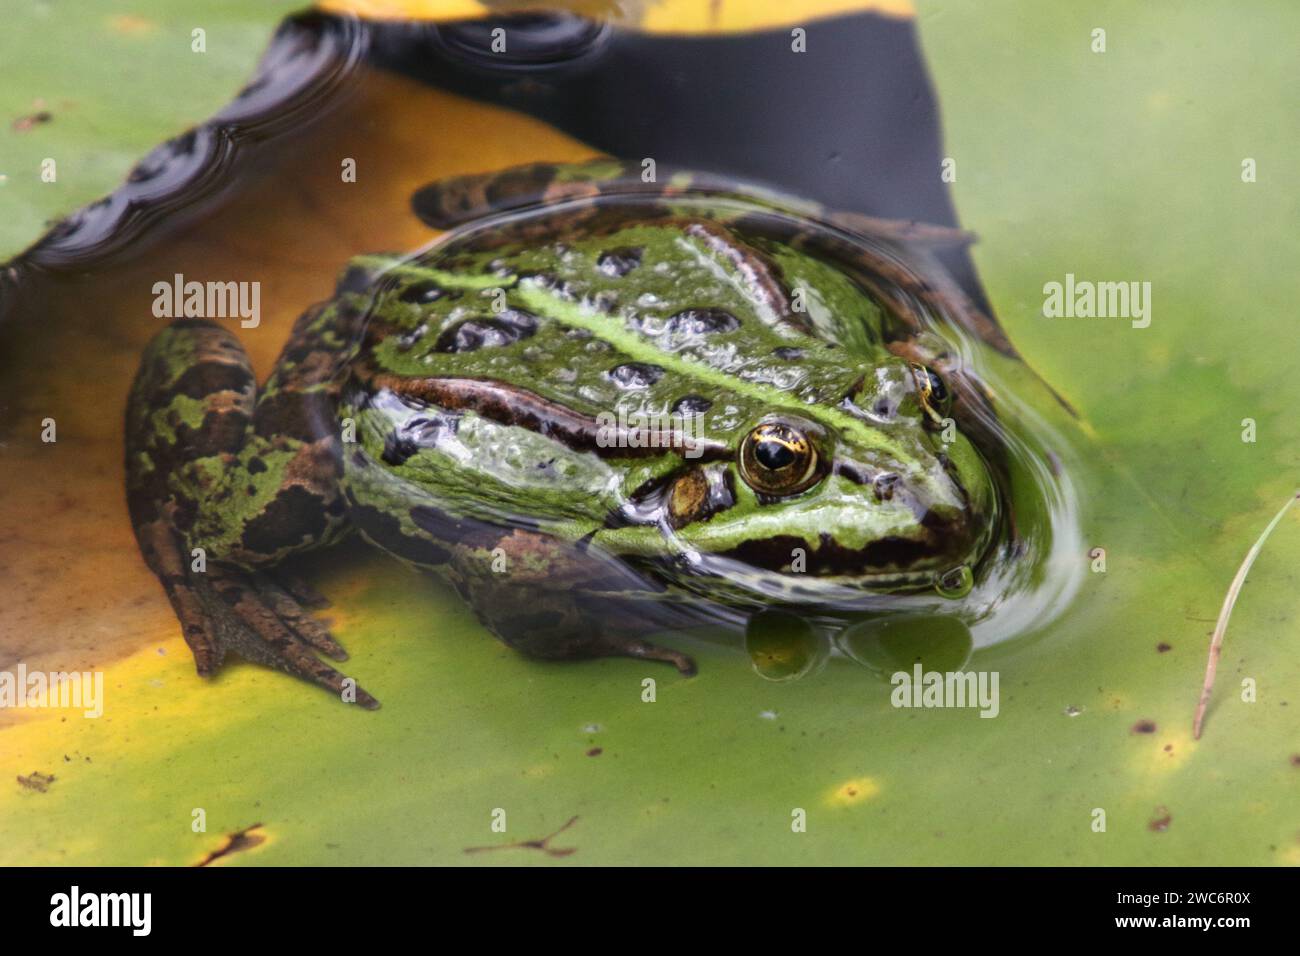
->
xmin=126 ymin=316 xmax=377 ymax=708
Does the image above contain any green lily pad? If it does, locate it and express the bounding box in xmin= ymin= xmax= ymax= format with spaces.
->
xmin=2 ymin=1 xmax=1298 ymax=866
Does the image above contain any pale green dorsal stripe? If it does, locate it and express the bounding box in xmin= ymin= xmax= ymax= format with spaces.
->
xmin=357 ymin=252 xmax=913 ymax=463
xmin=513 ymin=282 xmax=913 ymax=463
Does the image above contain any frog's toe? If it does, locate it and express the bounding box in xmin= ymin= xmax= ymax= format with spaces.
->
xmin=188 ymin=569 xmax=380 ymax=709
xmin=579 ymin=633 xmax=697 ymax=676
xmin=215 ymin=573 xmax=380 ymax=709
xmin=167 ymin=577 xmax=229 ymax=678
xmin=270 ymin=570 xmax=332 ymax=611
xmin=258 ymin=576 xmax=348 ymax=661
xmin=672 ymin=654 xmax=699 ymax=677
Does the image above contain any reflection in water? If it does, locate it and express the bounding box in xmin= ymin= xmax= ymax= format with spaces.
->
xmin=745 ymin=610 xmax=826 ymax=682
xmin=838 ymin=614 xmax=974 ymax=677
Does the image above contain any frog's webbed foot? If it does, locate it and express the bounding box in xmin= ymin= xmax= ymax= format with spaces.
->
xmin=165 ymin=557 xmax=379 ymax=710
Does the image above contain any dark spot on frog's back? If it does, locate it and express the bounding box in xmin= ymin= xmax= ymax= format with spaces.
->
xmin=170 ymin=359 xmax=253 ymax=400
xmin=241 ymin=486 xmax=330 ymax=555
xmin=607 ymin=363 xmax=665 ymax=389
xmin=435 ymin=310 xmax=538 ymax=353
xmin=522 ymin=271 xmax=576 ymax=299
xmin=176 ymin=409 xmax=250 ymax=458
xmin=672 ymin=395 xmax=712 ymax=416
xmin=596 ymin=247 xmax=643 ymax=277
xmin=399 ymin=280 xmax=446 ymax=304
xmin=394 ymin=322 xmax=429 ymax=352
xmin=664 ymin=308 xmax=740 ymax=336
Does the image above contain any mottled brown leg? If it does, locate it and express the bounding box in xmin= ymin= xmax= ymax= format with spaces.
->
xmin=127 ymin=317 xmax=377 ymax=708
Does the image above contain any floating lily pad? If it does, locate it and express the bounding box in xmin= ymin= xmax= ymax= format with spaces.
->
xmin=1 ymin=1 xmax=1297 ymax=866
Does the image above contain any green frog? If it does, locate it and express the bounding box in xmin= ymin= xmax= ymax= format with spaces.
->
xmin=126 ymin=160 xmax=1016 ymax=708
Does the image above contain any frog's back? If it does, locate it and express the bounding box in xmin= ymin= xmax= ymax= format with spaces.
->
xmin=333 ymin=161 xmax=1005 ymax=607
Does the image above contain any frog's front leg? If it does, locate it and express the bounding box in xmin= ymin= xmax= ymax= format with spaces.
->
xmin=125 ymin=315 xmax=377 ymax=708
xmin=444 ymin=528 xmax=697 ymax=675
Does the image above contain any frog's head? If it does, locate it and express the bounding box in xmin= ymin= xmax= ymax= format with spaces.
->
xmin=639 ymin=360 xmax=1000 ymax=604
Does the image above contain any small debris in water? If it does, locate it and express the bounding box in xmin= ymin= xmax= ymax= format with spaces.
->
xmin=17 ymin=771 xmax=55 ymax=793
xmin=194 ymin=824 xmax=266 ymax=867
xmin=1156 ymin=642 xmax=1171 ymax=653
xmin=1193 ymin=491 xmax=1299 ymax=739
xmin=1064 ymin=705 xmax=1083 ymax=717
xmin=464 ymin=816 xmax=579 ymax=858
xmin=1131 ymin=720 xmax=1157 ymax=734
xmin=758 ymin=710 xmax=778 ymax=720
xmin=12 ymin=110 xmax=52 ymax=133
xmin=1148 ymin=807 xmax=1172 ymax=832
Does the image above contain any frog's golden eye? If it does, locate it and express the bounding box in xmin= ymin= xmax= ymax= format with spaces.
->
xmin=910 ymin=364 xmax=952 ymax=420
xmin=739 ymin=422 xmax=822 ymax=496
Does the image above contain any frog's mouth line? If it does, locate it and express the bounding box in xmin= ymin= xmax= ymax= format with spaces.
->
xmin=647 ymin=549 xmax=947 ymax=610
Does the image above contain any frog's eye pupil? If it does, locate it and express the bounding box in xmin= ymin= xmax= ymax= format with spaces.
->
xmin=926 ymin=370 xmax=948 ymax=403
xmin=754 ymin=439 xmax=796 ymax=471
